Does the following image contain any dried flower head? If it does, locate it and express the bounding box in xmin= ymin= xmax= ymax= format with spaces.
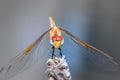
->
xmin=46 ymin=56 xmax=71 ymax=80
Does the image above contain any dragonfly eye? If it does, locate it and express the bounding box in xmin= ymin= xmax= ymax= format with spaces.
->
xmin=52 ymin=36 xmax=64 ymax=42
xmin=52 ymin=36 xmax=56 ymax=41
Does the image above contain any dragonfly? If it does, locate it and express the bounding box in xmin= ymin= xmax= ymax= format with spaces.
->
xmin=0 ymin=16 xmax=119 ymax=79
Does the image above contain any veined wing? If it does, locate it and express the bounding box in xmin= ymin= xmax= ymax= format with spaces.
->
xmin=60 ymin=27 xmax=119 ymax=71
xmin=0 ymin=28 xmax=51 ymax=79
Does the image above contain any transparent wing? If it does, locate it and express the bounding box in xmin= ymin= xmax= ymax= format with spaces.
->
xmin=0 ymin=28 xmax=51 ymax=79
xmin=60 ymin=28 xmax=119 ymax=71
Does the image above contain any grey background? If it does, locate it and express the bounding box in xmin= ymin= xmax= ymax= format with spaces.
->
xmin=0 ymin=0 xmax=120 ymax=80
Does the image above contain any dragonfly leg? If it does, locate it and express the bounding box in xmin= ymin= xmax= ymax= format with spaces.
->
xmin=58 ymin=47 xmax=63 ymax=57
xmin=51 ymin=46 xmax=55 ymax=58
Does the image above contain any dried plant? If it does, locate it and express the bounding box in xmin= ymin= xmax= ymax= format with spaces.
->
xmin=46 ymin=56 xmax=71 ymax=80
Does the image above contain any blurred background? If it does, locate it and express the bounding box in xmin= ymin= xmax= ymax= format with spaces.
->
xmin=0 ymin=0 xmax=120 ymax=80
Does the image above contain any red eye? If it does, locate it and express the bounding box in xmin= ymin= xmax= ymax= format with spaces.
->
xmin=52 ymin=36 xmax=64 ymax=41
xmin=58 ymin=36 xmax=63 ymax=41
xmin=52 ymin=36 xmax=57 ymax=41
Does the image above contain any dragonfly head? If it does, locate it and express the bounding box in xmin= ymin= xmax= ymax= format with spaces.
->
xmin=53 ymin=40 xmax=62 ymax=48
xmin=52 ymin=36 xmax=64 ymax=48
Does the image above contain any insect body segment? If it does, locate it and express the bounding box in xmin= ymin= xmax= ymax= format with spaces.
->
xmin=51 ymin=36 xmax=64 ymax=49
